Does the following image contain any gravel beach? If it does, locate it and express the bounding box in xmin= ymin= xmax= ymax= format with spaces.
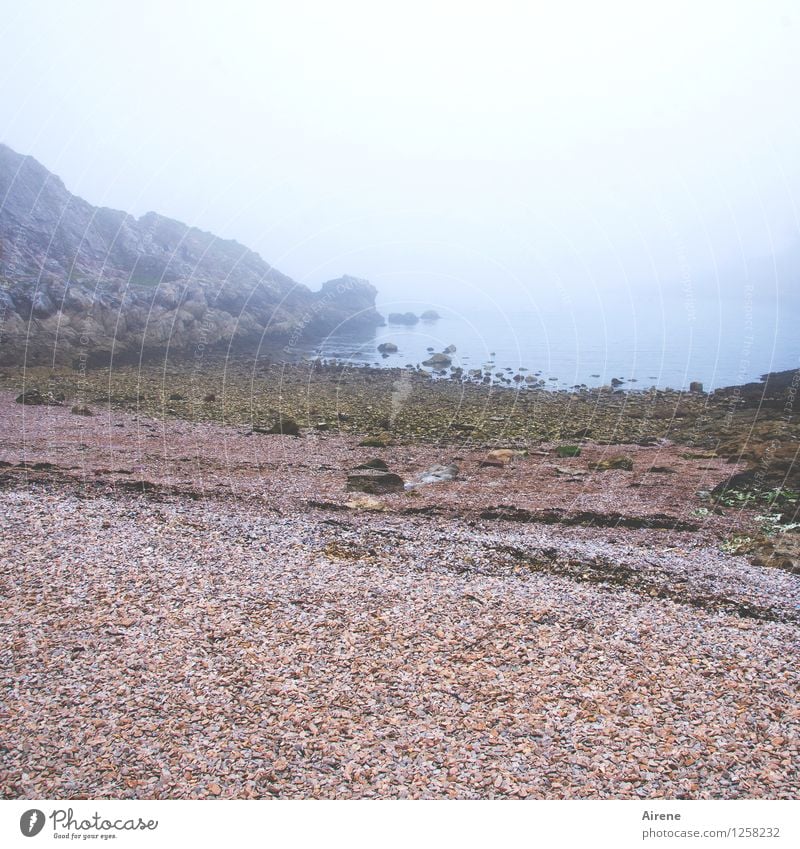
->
xmin=1 ymin=388 xmax=798 ymax=799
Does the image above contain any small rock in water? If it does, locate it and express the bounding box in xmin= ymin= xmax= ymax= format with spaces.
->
xmin=423 ymin=353 xmax=452 ymax=368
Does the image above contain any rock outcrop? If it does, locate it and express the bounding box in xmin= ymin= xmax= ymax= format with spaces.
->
xmin=0 ymin=144 xmax=383 ymax=365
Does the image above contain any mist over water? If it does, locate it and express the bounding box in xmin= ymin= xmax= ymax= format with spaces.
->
xmin=309 ymin=291 xmax=797 ymax=391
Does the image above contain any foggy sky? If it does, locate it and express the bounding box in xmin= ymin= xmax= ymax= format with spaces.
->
xmin=1 ymin=0 xmax=798 ymax=307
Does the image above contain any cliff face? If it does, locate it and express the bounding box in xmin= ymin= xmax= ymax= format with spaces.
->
xmin=0 ymin=144 xmax=382 ymax=365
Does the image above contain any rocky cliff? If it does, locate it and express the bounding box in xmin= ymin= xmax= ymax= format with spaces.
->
xmin=0 ymin=144 xmax=383 ymax=365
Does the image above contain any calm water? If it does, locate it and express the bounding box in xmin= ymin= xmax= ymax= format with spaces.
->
xmin=303 ymin=294 xmax=798 ymax=391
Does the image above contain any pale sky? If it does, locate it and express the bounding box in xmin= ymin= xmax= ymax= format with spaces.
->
xmin=1 ymin=0 xmax=798 ymax=306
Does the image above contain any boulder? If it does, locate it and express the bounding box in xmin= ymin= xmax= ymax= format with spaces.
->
xmin=377 ymin=342 xmax=398 ymax=354
xmin=422 ymin=352 xmax=452 ymax=368
xmin=70 ymin=405 xmax=94 ymax=416
xmin=420 ymin=310 xmax=440 ymax=320
xmin=689 ymin=381 xmax=704 ymax=393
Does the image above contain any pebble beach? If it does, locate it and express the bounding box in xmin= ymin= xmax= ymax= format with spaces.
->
xmin=1 ymin=371 xmax=798 ymax=799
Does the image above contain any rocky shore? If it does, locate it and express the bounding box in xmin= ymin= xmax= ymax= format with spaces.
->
xmin=0 ymin=364 xmax=798 ymax=799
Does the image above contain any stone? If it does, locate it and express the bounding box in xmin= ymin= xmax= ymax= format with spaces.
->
xmin=422 ymin=352 xmax=452 ymax=368
xmin=443 ymin=344 xmax=457 ymax=354
xmin=377 ymin=342 xmax=398 ymax=354
xmin=689 ymin=381 xmax=704 ymax=393
xmin=387 ymin=312 xmax=419 ymax=325
xmin=15 ymin=390 xmax=44 ymax=405
xmin=259 ymin=416 xmax=301 ymax=436
xmin=359 ymin=432 xmax=392 ymax=448
xmin=412 ymin=464 xmax=459 ymax=485
xmin=346 ymin=469 xmax=405 ymax=494
xmin=420 ymin=310 xmax=440 ymax=320
xmin=589 ymin=455 xmax=634 ymax=471
xmin=203 ymin=393 xmax=216 ymax=403
xmin=344 ymin=496 xmax=386 ymax=511
xmin=70 ymin=405 xmax=94 ymax=416
xmin=485 ymin=448 xmax=526 ymax=465
xmin=355 ymin=458 xmax=389 ymax=471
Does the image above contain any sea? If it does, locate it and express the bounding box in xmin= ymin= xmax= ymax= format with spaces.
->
xmin=301 ymin=293 xmax=798 ymax=392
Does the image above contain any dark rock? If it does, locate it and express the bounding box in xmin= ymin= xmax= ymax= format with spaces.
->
xmin=203 ymin=393 xmax=216 ymax=402
xmin=70 ymin=405 xmax=94 ymax=416
xmin=259 ymin=416 xmax=301 ymax=436
xmin=358 ymin=432 xmax=391 ymax=448
xmin=420 ymin=310 xmax=440 ymax=320
xmin=589 ymin=455 xmax=634 ymax=471
xmin=377 ymin=342 xmax=398 ymax=354
xmin=689 ymin=381 xmax=704 ymax=393
xmin=346 ymin=469 xmax=405 ymax=494
xmin=355 ymin=458 xmax=389 ymax=471
xmin=387 ymin=312 xmax=419 ymax=325
xmin=168 ymin=393 xmax=184 ymax=401
xmin=422 ymin=352 xmax=452 ymax=368
xmin=15 ymin=390 xmax=44 ymax=405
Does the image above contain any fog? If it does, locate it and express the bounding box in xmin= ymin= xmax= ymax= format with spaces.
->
xmin=1 ymin=0 xmax=799 ymax=311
